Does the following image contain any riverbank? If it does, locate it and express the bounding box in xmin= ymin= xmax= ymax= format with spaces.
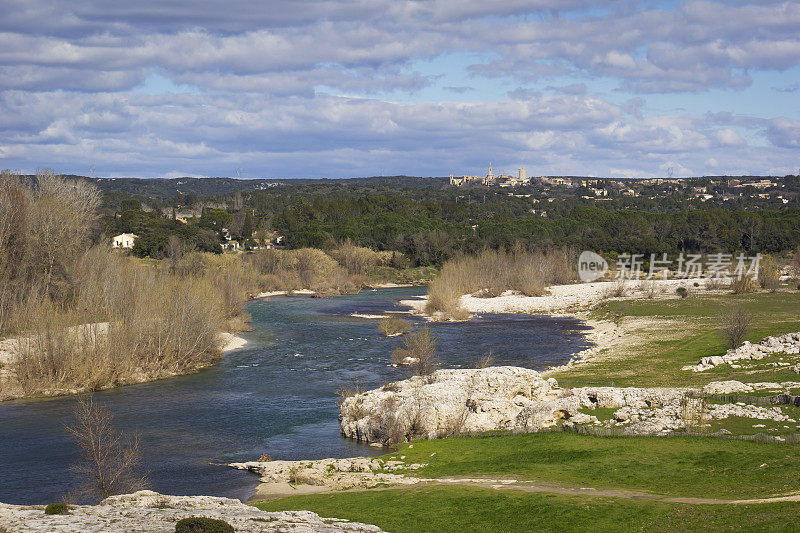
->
xmin=399 ymin=279 xmax=695 ymax=372
xmin=0 ymin=328 xmax=249 ymax=403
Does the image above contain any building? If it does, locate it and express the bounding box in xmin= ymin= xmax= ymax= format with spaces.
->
xmin=111 ymin=233 xmax=138 ymax=249
xmin=450 ymin=164 xmax=507 ymax=187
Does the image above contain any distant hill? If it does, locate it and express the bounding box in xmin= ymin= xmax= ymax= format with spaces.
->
xmin=36 ymin=174 xmax=449 ymax=201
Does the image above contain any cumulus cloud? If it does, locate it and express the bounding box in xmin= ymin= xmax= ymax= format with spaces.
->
xmin=0 ymin=0 xmax=799 ymax=176
xmin=0 ymin=87 xmax=794 ymax=178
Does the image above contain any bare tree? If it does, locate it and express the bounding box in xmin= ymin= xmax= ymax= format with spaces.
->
xmin=392 ymin=328 xmax=439 ymax=376
xmin=32 ymin=171 xmax=100 ymax=297
xmin=167 ymin=235 xmax=185 ymax=266
xmin=65 ymin=397 xmax=148 ymax=502
xmin=720 ymin=307 xmax=752 ymax=349
xmin=794 ymin=246 xmax=800 ymax=281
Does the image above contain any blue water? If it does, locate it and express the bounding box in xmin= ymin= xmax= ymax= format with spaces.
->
xmin=0 ymin=287 xmax=590 ymax=504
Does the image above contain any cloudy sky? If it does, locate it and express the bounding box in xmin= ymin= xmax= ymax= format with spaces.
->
xmin=1 ymin=0 xmax=799 ymax=178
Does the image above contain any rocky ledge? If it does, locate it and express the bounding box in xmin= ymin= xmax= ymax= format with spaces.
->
xmin=683 ymin=332 xmax=800 ymax=372
xmin=338 ymin=366 xmax=695 ymax=441
xmin=338 ymin=367 xmax=800 ymax=443
xmin=0 ymin=491 xmax=382 ymax=532
xmin=230 ymin=457 xmax=426 ymax=492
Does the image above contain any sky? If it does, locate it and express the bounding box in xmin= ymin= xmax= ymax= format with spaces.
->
xmin=1 ymin=0 xmax=799 ymax=179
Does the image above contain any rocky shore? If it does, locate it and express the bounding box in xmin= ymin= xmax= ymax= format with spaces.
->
xmin=337 ymin=366 xmax=800 ymax=443
xmin=0 ymin=491 xmax=382 ymax=532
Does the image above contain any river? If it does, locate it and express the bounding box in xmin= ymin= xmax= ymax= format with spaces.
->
xmin=0 ymin=287 xmax=591 ymax=504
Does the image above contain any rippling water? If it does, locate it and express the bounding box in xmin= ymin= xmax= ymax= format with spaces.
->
xmin=0 ymin=287 xmax=590 ymax=504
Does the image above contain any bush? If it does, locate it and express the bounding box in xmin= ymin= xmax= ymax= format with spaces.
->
xmin=378 ymin=317 xmax=412 ymax=336
xmin=676 ymin=287 xmax=688 ymax=298
xmin=425 ymin=248 xmax=573 ymax=319
xmin=721 ymin=307 xmax=752 ymax=349
xmin=44 ymin=503 xmax=70 ymax=515
xmin=731 ymin=276 xmax=759 ymax=294
xmin=392 ymin=328 xmax=438 ymax=376
xmin=758 ymin=254 xmax=780 ymax=292
xmin=175 ymin=517 xmax=234 ymax=533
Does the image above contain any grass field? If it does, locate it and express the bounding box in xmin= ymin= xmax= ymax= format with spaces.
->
xmin=553 ymin=291 xmax=800 ymax=388
xmin=256 ymin=486 xmax=800 ymax=532
xmin=380 ymin=432 xmax=800 ymax=499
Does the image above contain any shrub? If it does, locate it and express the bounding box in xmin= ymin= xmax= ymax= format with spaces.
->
xmin=721 ymin=307 xmax=752 ymax=349
xmin=327 ymin=239 xmax=390 ymax=275
xmin=392 ymin=328 xmax=438 ymax=376
xmin=65 ymin=398 xmax=148 ymax=501
xmin=378 ymin=317 xmax=412 ymax=336
xmin=731 ymin=276 xmax=759 ymax=294
xmin=758 ymin=254 xmax=780 ymax=292
xmin=425 ymin=248 xmax=573 ymax=318
xmin=476 ymin=352 xmax=494 ymax=368
xmin=676 ymin=286 xmax=688 ymax=298
xmin=44 ymin=503 xmax=70 ymax=515
xmin=335 ymin=377 xmax=363 ymax=407
xmin=175 ymin=517 xmax=234 ymax=533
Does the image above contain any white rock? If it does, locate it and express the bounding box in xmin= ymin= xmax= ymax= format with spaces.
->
xmin=702 ymin=381 xmax=753 ymax=395
xmin=0 ymin=491 xmax=383 ymax=532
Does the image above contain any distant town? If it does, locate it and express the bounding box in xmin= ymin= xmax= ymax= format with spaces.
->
xmin=449 ymin=164 xmax=795 ymax=213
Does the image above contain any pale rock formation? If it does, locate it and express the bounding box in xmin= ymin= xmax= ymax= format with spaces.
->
xmin=338 ymin=366 xmax=694 ymax=441
xmin=683 ymin=332 xmax=800 ymax=372
xmin=230 ymin=457 xmax=425 ymax=491
xmin=702 ymin=381 xmax=754 ymax=394
xmin=0 ymin=491 xmax=382 ymax=532
xmin=339 ymin=366 xmax=800 ymax=442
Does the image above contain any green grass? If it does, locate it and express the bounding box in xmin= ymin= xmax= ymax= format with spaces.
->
xmin=256 ymin=486 xmax=800 ymax=533
xmin=378 ymin=432 xmax=800 ymax=499
xmin=555 ymin=292 xmax=800 ymax=388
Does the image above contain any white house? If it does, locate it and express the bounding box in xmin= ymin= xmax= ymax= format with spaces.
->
xmin=112 ymin=233 xmax=138 ymax=249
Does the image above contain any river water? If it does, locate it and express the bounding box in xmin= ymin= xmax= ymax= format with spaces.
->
xmin=0 ymin=287 xmax=591 ymax=504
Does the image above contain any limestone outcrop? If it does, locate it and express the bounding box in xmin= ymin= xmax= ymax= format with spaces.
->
xmin=0 ymin=491 xmax=382 ymax=532
xmin=230 ymin=457 xmax=425 ymax=491
xmin=338 ymin=366 xmax=698 ymax=442
xmin=683 ymin=332 xmax=800 ymax=372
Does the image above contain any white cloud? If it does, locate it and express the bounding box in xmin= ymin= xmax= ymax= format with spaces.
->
xmin=0 ymin=0 xmax=799 ymax=176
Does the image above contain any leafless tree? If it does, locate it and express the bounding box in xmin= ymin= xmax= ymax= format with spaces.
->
xmin=720 ymin=307 xmax=752 ymax=349
xmin=65 ymin=397 xmax=148 ymax=502
xmin=32 ymin=170 xmax=100 ymax=297
xmin=167 ymin=235 xmax=184 ymax=266
xmin=392 ymin=327 xmax=439 ymax=376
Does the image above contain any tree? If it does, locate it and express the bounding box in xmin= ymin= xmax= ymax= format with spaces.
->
xmin=167 ymin=235 xmax=184 ymax=265
xmin=65 ymin=398 xmax=148 ymax=502
xmin=242 ymin=212 xmax=253 ymax=239
xmin=392 ymin=328 xmax=439 ymax=376
xmin=33 ymin=171 xmax=100 ymax=297
xmin=720 ymin=307 xmax=752 ymax=349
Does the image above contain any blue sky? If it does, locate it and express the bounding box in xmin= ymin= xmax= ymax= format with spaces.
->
xmin=0 ymin=0 xmax=799 ymax=178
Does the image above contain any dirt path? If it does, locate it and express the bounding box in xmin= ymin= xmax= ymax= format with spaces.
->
xmin=414 ymin=477 xmax=800 ymax=505
xmin=252 ymin=477 xmax=800 ymax=506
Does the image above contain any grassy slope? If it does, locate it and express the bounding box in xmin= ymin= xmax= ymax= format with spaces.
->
xmin=555 ymin=291 xmax=800 ymax=388
xmin=379 ymin=432 xmax=800 ymax=499
xmin=256 ymin=486 xmax=800 ymax=533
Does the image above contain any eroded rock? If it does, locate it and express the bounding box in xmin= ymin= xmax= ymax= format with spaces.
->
xmin=0 ymin=490 xmax=383 ymax=532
